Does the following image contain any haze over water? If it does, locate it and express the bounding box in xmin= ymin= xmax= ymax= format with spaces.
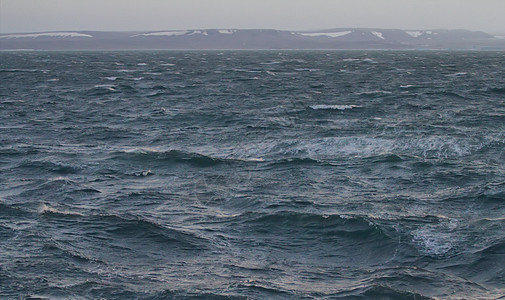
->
xmin=1 ymin=51 xmax=505 ymax=299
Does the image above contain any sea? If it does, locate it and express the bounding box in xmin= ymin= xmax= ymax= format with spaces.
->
xmin=1 ymin=51 xmax=504 ymax=299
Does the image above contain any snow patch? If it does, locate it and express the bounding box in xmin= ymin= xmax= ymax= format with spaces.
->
xmin=405 ymin=31 xmax=423 ymax=38
xmin=0 ymin=32 xmax=93 ymax=39
xmin=132 ymin=31 xmax=188 ymax=37
xmin=371 ymin=31 xmax=384 ymax=40
xmin=189 ymin=30 xmax=208 ymax=36
xmin=218 ymin=29 xmax=236 ymax=34
xmin=298 ymin=31 xmax=352 ymax=38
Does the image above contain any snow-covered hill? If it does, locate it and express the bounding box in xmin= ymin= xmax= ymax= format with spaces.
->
xmin=1 ymin=28 xmax=503 ymax=50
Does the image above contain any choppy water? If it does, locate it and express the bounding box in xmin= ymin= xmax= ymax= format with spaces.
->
xmin=1 ymin=51 xmax=504 ymax=299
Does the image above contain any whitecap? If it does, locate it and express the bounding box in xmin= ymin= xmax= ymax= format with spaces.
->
xmin=357 ymin=90 xmax=392 ymax=95
xmin=411 ymin=226 xmax=455 ymax=256
xmin=133 ymin=170 xmax=154 ymax=177
xmin=445 ymin=72 xmax=468 ymax=77
xmin=242 ymin=157 xmax=264 ymax=162
xmin=309 ymin=104 xmax=361 ymax=110
xmin=38 ymin=203 xmax=84 ymax=217
xmin=93 ymin=84 xmax=116 ymax=91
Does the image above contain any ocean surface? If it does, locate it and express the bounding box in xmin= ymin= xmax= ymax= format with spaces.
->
xmin=1 ymin=51 xmax=504 ymax=299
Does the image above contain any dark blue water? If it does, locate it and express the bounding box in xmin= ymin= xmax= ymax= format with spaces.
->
xmin=1 ymin=51 xmax=504 ymax=299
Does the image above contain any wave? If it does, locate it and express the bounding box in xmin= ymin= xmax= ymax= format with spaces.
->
xmin=112 ymin=149 xmax=222 ymax=167
xmin=147 ymin=291 xmax=246 ymax=300
xmin=146 ymin=91 xmax=172 ymax=98
xmin=238 ymin=211 xmax=393 ymax=244
xmin=0 ymin=68 xmax=49 ymax=73
xmin=16 ymin=160 xmax=80 ymax=174
xmin=487 ymin=87 xmax=505 ymax=95
xmin=111 ymin=148 xmax=263 ymax=167
xmin=42 ymin=239 xmax=104 ymax=264
xmin=343 ymin=285 xmax=433 ymax=300
xmin=18 ymin=177 xmax=80 ymax=196
xmin=235 ymin=282 xmax=292 ymax=297
xmin=411 ymin=226 xmax=455 ymax=257
xmin=356 ymin=90 xmax=393 ymax=97
xmin=0 ymin=145 xmax=40 ymax=156
xmin=99 ymin=214 xmax=208 ymax=252
xmin=86 ymin=83 xmax=137 ymax=96
xmin=37 ymin=206 xmax=209 ymax=253
xmin=87 ymin=84 xmax=118 ymax=95
xmin=334 ymin=266 xmax=497 ymax=300
xmin=38 ymin=203 xmax=85 ymax=217
xmin=0 ymin=202 xmax=30 ymax=217
xmin=127 ymin=135 xmax=487 ymax=168
xmin=0 ymin=224 xmax=15 ymax=240
xmin=472 ymin=239 xmax=505 ymax=258
xmin=230 ymin=136 xmax=484 ymax=162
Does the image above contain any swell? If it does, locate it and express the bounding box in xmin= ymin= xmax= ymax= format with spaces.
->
xmin=486 ymin=87 xmax=505 ymax=95
xmin=15 ymin=160 xmax=81 ymax=175
xmin=42 ymin=239 xmax=104 ymax=264
xmin=338 ymin=285 xmax=433 ymax=300
xmin=241 ymin=211 xmax=378 ymax=232
xmin=100 ymin=214 xmax=207 ymax=251
xmin=261 ymin=153 xmax=414 ymax=167
xmin=232 ymin=211 xmax=398 ymax=261
xmin=18 ymin=178 xmax=100 ymax=200
xmin=38 ymin=205 xmax=209 ymax=252
xmin=147 ymin=290 xmax=247 ymax=300
xmin=244 ymin=136 xmax=489 ymax=162
xmin=86 ymin=83 xmax=137 ymax=96
xmin=0 ymin=224 xmax=15 ymax=240
xmin=0 ymin=146 xmax=40 ymax=157
xmin=0 ymin=202 xmax=29 ymax=217
xmin=110 ymin=149 xmax=255 ymax=167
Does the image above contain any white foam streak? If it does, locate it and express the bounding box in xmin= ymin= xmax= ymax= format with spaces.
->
xmin=310 ymin=104 xmax=361 ymax=110
xmin=38 ymin=203 xmax=84 ymax=216
xmin=411 ymin=224 xmax=456 ymax=256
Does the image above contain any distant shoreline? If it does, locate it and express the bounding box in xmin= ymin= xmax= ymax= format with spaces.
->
xmin=2 ymin=28 xmax=505 ymax=50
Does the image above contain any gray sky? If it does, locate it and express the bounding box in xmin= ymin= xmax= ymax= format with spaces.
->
xmin=1 ymin=0 xmax=505 ymax=34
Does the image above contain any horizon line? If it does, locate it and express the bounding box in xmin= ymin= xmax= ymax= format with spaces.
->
xmin=0 ymin=27 xmax=497 ymax=35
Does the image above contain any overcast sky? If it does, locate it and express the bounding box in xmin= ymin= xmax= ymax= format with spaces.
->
xmin=1 ymin=0 xmax=505 ymax=34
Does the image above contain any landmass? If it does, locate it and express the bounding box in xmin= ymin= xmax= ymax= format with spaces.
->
xmin=1 ymin=28 xmax=504 ymax=50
